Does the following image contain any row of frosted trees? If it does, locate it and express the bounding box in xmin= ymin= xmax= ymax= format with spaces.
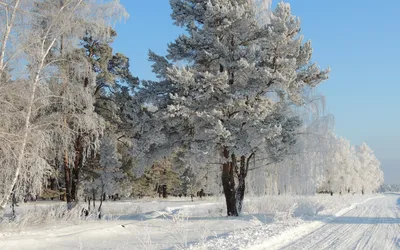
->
xmin=245 ymin=135 xmax=383 ymax=196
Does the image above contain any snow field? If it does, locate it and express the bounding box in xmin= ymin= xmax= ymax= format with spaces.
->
xmin=0 ymin=194 xmax=380 ymax=249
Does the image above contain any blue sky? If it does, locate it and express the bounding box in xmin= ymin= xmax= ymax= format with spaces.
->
xmin=112 ymin=0 xmax=400 ymax=184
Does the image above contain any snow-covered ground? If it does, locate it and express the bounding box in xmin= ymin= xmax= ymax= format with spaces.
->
xmin=0 ymin=194 xmax=395 ymax=250
xmin=254 ymin=194 xmax=400 ymax=250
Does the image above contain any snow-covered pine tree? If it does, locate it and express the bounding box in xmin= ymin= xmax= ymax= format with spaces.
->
xmin=133 ymin=157 xmax=181 ymax=198
xmin=78 ymin=28 xmax=138 ymax=206
xmin=128 ymin=1 xmax=329 ymax=216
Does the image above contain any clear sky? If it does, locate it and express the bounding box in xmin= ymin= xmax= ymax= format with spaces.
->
xmin=112 ymin=0 xmax=400 ymax=184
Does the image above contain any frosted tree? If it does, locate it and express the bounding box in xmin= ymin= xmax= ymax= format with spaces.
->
xmin=128 ymin=1 xmax=329 ymax=216
xmin=0 ymin=0 xmax=128 ymax=211
xmin=0 ymin=0 xmax=86 ymax=211
xmin=34 ymin=0 xmax=129 ymax=208
xmin=357 ymin=143 xmax=383 ymax=193
xmin=317 ymin=136 xmax=353 ymax=194
xmin=60 ymin=27 xmax=137 ymax=207
xmin=266 ymin=95 xmax=333 ymax=195
xmin=243 ymin=90 xmax=383 ymax=196
xmin=78 ymin=27 xmax=138 ymax=206
xmin=96 ymin=135 xmax=125 ymax=218
xmin=331 ymin=138 xmax=358 ymax=193
xmin=312 ymin=136 xmax=384 ymax=195
xmin=82 ymin=135 xmax=127 ymax=215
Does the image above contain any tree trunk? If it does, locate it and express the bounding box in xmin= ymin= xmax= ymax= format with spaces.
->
xmin=71 ymin=135 xmax=83 ymax=202
xmin=92 ymin=190 xmax=96 ymax=209
xmin=98 ymin=185 xmax=104 ymax=219
xmin=70 ymin=167 xmax=80 ymax=201
xmin=50 ymin=178 xmax=55 ymax=191
xmin=0 ymin=0 xmax=20 ymax=80
xmin=235 ymin=156 xmax=246 ymax=214
xmin=64 ymin=151 xmax=73 ymax=209
xmin=162 ymin=184 xmax=167 ymax=198
xmin=11 ymin=187 xmax=17 ymax=219
xmin=221 ymin=147 xmax=238 ymax=216
xmin=71 ymin=168 xmax=78 ymax=201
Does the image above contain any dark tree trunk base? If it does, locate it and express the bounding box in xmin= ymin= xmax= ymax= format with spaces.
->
xmin=221 ymin=149 xmax=238 ymax=217
xmin=221 ymin=150 xmax=253 ymax=217
xmin=236 ymin=177 xmax=245 ymax=214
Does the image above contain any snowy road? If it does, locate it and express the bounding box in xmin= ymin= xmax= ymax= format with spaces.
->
xmin=279 ymin=195 xmax=400 ymax=250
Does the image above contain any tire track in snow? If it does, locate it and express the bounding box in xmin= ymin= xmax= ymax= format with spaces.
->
xmin=352 ymin=197 xmax=400 ymax=250
xmin=311 ymin=200 xmax=375 ymax=250
xmin=248 ymin=195 xmax=385 ymax=250
xmin=279 ymin=195 xmax=400 ymax=250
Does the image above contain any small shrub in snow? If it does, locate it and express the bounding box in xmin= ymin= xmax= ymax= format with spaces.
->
xmin=292 ymin=200 xmax=325 ymax=218
xmin=165 ymin=213 xmax=191 ymax=249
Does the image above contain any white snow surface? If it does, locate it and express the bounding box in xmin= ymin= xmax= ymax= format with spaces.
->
xmin=270 ymin=194 xmax=400 ymax=250
xmin=1 ymin=194 xmax=397 ymax=250
xmin=248 ymin=195 xmax=393 ymax=250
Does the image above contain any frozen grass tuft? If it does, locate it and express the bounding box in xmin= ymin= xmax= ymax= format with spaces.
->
xmin=165 ymin=213 xmax=191 ymax=249
xmin=0 ymin=203 xmax=92 ymax=231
